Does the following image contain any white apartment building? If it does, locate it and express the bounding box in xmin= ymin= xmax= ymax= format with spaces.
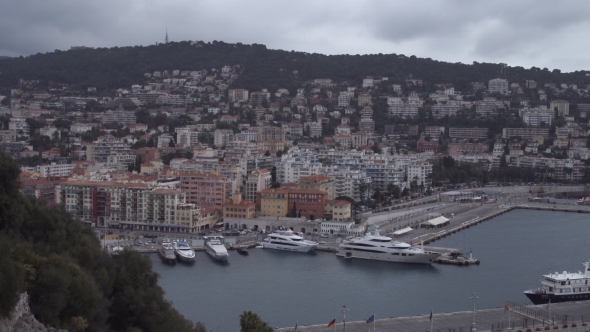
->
xmin=70 ymin=123 xmax=93 ymax=133
xmin=214 ymin=129 xmax=234 ymax=147
xmin=520 ymin=108 xmax=554 ymax=127
xmin=407 ymin=161 xmax=433 ymax=189
xmin=21 ymin=163 xmax=75 ymax=177
xmin=488 ymin=78 xmax=509 ymax=94
xmin=275 ymin=149 xmax=323 ymax=184
xmin=389 ymin=103 xmax=419 ymax=118
xmin=86 ymin=136 xmax=131 ymax=162
xmin=307 ymin=122 xmax=322 ymax=138
xmin=228 ymin=89 xmax=249 ymax=103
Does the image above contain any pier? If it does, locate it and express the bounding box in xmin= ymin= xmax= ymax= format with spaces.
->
xmin=275 ymin=301 xmax=590 ymax=332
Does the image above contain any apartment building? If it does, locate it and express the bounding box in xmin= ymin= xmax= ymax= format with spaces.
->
xmin=176 ymin=172 xmax=233 ymax=208
xmin=257 ymin=126 xmax=285 ymax=141
xmin=21 ymin=163 xmax=75 ymax=177
xmin=0 ymin=130 xmax=16 ymax=142
xmin=298 ymin=174 xmax=334 ymax=200
xmin=324 ymin=200 xmax=352 ymax=222
xmin=448 ymin=143 xmax=490 ymax=154
xmin=488 ymin=78 xmax=509 ymax=94
xmin=102 ymin=104 xmax=137 ymax=125
xmin=86 ymin=136 xmax=131 ymax=162
xmin=502 ymin=128 xmax=550 ymax=139
xmin=389 ymin=103 xmax=419 ymax=118
xmin=449 ymin=127 xmax=489 ymax=139
xmin=520 ymin=108 xmax=554 ymax=127
xmin=222 ymin=193 xmax=256 ymax=219
xmin=214 ymin=129 xmax=234 ymax=147
xmin=432 ymin=102 xmax=462 ymax=118
xmin=550 ymin=100 xmax=570 ymax=116
xmin=228 ymin=89 xmax=249 ymax=103
xmin=245 ymin=168 xmax=272 ymax=204
xmin=259 ymin=188 xmax=289 ymax=217
xmin=407 ymin=161 xmax=433 ymax=188
xmin=275 ymin=149 xmax=323 ymax=183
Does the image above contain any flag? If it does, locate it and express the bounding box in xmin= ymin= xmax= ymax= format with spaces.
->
xmin=366 ymin=314 xmax=375 ymax=324
xmin=294 ymin=323 xmax=297 ymax=330
xmin=429 ymin=309 xmax=433 ymax=321
xmin=546 ymin=299 xmax=551 ymax=310
xmin=504 ymin=303 xmax=510 ymax=313
xmin=327 ymin=318 xmax=336 ymax=327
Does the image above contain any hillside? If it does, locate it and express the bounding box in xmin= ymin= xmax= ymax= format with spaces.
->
xmin=0 ymin=41 xmax=588 ymax=92
xmin=0 ymin=150 xmax=206 ymax=332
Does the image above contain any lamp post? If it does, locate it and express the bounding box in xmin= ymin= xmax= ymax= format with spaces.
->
xmin=471 ymin=293 xmax=479 ymax=331
xmin=340 ymin=304 xmax=350 ymax=332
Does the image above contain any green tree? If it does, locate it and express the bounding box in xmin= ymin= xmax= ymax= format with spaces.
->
xmin=239 ymin=311 xmax=273 ymax=332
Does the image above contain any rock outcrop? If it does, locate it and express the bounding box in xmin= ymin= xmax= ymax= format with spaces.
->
xmin=0 ymin=293 xmax=67 ymax=332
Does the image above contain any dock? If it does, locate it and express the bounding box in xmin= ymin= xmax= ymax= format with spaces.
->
xmin=275 ymin=300 xmax=590 ymax=332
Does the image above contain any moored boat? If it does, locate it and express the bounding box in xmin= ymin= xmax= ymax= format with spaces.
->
xmin=174 ymin=241 xmax=196 ymax=262
xmin=158 ymin=244 xmax=177 ymax=264
xmin=204 ymin=236 xmax=229 ymax=261
xmin=261 ymin=229 xmax=318 ymax=253
xmin=524 ymin=260 xmax=590 ymax=304
xmin=336 ymin=229 xmax=440 ymax=264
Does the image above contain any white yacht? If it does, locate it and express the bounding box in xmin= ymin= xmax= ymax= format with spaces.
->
xmin=174 ymin=241 xmax=196 ymax=262
xmin=262 ymin=229 xmax=318 ymax=253
xmin=336 ymin=229 xmax=441 ymax=264
xmin=204 ymin=236 xmax=229 ymax=261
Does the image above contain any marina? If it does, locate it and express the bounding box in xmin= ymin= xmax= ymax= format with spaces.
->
xmin=150 ymin=209 xmax=590 ymax=332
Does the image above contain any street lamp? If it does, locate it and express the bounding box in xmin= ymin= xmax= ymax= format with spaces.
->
xmin=339 ymin=304 xmax=350 ymax=332
xmin=470 ymin=293 xmax=479 ymax=331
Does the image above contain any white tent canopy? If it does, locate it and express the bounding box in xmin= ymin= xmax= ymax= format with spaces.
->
xmin=421 ymin=216 xmax=450 ymax=228
xmin=393 ymin=227 xmax=413 ymax=236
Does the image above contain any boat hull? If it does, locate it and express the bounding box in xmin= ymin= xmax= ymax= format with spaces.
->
xmin=524 ymin=291 xmax=590 ymax=305
xmin=175 ymin=252 xmax=195 ymax=262
xmin=206 ymin=247 xmax=228 ymax=261
xmin=262 ymin=242 xmax=317 ymax=253
xmin=158 ymin=251 xmax=176 ymax=264
xmin=336 ymin=248 xmax=440 ymax=264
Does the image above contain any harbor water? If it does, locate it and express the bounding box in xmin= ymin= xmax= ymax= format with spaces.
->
xmin=149 ymin=210 xmax=590 ymax=331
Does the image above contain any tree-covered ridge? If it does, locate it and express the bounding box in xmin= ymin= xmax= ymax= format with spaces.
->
xmin=0 ymin=41 xmax=588 ymax=92
xmin=0 ymin=150 xmax=205 ymax=332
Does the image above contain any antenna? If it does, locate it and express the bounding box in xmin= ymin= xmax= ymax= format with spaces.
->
xmin=165 ymin=29 xmax=169 ymax=44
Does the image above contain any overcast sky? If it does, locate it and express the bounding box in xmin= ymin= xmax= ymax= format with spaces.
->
xmin=1 ymin=0 xmax=589 ymax=72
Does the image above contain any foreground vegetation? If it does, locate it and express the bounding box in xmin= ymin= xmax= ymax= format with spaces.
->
xmin=0 ymin=150 xmax=207 ymax=331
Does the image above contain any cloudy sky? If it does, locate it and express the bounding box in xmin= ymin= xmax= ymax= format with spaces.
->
xmin=1 ymin=0 xmax=589 ymax=72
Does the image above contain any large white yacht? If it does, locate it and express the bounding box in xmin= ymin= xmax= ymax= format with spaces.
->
xmin=336 ymin=229 xmax=441 ymax=264
xmin=174 ymin=241 xmax=196 ymax=262
xmin=204 ymin=236 xmax=229 ymax=261
xmin=262 ymin=229 xmax=318 ymax=253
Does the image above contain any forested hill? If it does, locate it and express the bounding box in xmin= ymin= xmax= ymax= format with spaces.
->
xmin=0 ymin=40 xmax=588 ymax=92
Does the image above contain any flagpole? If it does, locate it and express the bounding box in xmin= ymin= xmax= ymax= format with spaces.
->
xmin=373 ymin=313 xmax=376 ymax=332
xmin=430 ymin=308 xmax=433 ymax=332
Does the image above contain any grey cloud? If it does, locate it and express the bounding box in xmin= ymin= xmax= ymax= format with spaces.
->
xmin=0 ymin=0 xmax=589 ymax=71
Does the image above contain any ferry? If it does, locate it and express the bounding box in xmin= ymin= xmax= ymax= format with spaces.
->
xmin=336 ymin=229 xmax=441 ymax=264
xmin=261 ymin=229 xmax=318 ymax=253
xmin=204 ymin=236 xmax=229 ymax=261
xmin=174 ymin=241 xmax=196 ymax=262
xmin=524 ymin=260 xmax=590 ymax=304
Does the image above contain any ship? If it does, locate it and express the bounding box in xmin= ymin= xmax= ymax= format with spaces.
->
xmin=336 ymin=229 xmax=441 ymax=264
xmin=524 ymin=260 xmax=590 ymax=304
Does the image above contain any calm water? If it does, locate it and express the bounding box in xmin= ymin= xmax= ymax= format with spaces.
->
xmin=149 ymin=210 xmax=590 ymax=331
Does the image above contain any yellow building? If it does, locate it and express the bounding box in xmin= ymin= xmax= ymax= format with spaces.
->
xmin=259 ymin=188 xmax=289 ymax=217
xmin=298 ymin=175 xmax=334 ymax=200
xmin=223 ymin=191 xmax=256 ymax=219
xmin=324 ymin=200 xmax=352 ymax=221
xmin=257 ymin=140 xmax=285 ymax=153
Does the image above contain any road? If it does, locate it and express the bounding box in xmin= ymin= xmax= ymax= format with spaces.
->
xmin=275 ymin=301 xmax=590 ymax=332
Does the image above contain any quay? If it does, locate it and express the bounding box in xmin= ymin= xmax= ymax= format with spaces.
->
xmin=275 ymin=301 xmax=590 ymax=332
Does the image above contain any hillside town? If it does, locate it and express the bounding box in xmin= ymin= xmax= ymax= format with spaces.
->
xmin=1 ymin=64 xmax=589 ymax=235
